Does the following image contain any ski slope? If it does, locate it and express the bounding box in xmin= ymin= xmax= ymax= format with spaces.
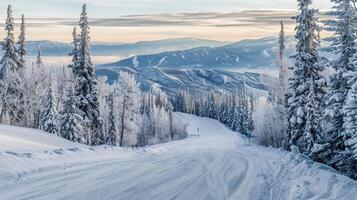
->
xmin=0 ymin=113 xmax=356 ymax=200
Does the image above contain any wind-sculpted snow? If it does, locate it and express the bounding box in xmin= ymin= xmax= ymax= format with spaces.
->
xmin=0 ymin=113 xmax=356 ymax=200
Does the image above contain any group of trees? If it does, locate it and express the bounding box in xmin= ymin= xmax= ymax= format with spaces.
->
xmin=173 ymin=87 xmax=254 ymax=137
xmin=262 ymin=0 xmax=357 ymax=179
xmin=0 ymin=4 xmax=187 ymax=147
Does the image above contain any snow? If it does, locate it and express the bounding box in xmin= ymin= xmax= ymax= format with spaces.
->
xmin=132 ymin=55 xmax=139 ymax=68
xmin=0 ymin=113 xmax=356 ymax=200
xmin=0 ymin=125 xmax=85 ymax=152
xmin=153 ymin=66 xmax=185 ymax=85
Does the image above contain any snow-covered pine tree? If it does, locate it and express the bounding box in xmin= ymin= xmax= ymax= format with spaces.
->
xmin=288 ymin=0 xmax=325 ymax=154
xmin=69 ymin=27 xmax=79 ymax=69
xmin=278 ymin=20 xmax=286 ymax=61
xmin=39 ymin=76 xmax=59 ymax=135
xmin=36 ymin=46 xmax=43 ymax=67
xmin=73 ymin=4 xmax=103 ymax=145
xmin=311 ymin=0 xmax=357 ymax=177
xmin=276 ymin=21 xmax=289 ymax=148
xmin=60 ymin=82 xmax=86 ymax=143
xmin=237 ymin=85 xmax=253 ymax=136
xmin=117 ymin=72 xmax=142 ymax=147
xmin=0 ymin=5 xmax=25 ymax=125
xmin=31 ymin=46 xmax=47 ymax=128
xmin=106 ymin=93 xmax=118 ymax=146
xmin=323 ymin=0 xmax=357 ymax=148
xmin=278 ymin=20 xmax=288 ymax=105
xmin=342 ymin=78 xmax=357 ymax=178
xmin=0 ymin=5 xmax=21 ymax=78
xmin=17 ymin=14 xmax=26 ymax=69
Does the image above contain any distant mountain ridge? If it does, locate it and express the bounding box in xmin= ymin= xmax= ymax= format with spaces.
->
xmin=22 ymin=38 xmax=228 ymax=57
xmin=103 ymin=36 xmax=296 ymax=70
xmin=97 ymin=66 xmax=266 ymax=97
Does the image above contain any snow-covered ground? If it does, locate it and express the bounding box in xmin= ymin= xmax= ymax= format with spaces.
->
xmin=0 ymin=113 xmax=356 ymax=200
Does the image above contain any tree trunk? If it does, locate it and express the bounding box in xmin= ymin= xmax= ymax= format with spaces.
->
xmin=119 ymin=97 xmax=126 ymax=147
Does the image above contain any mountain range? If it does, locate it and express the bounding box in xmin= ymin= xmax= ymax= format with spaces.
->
xmin=102 ymin=37 xmax=295 ymax=70
xmin=25 ymin=38 xmax=228 ymax=58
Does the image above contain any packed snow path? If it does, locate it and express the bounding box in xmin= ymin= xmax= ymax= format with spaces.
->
xmin=0 ymin=113 xmax=356 ymax=200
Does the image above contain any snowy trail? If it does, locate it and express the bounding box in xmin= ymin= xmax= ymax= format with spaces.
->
xmin=0 ymin=113 xmax=356 ymax=200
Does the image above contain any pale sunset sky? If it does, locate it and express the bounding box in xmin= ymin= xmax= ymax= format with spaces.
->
xmin=0 ymin=0 xmax=331 ymax=43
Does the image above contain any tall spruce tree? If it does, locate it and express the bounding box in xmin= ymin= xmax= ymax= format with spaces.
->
xmin=0 ymin=5 xmax=25 ymax=125
xmin=278 ymin=20 xmax=286 ymax=61
xmin=73 ymin=4 xmax=103 ymax=145
xmin=288 ymin=0 xmax=325 ymax=154
xmin=17 ymin=14 xmax=26 ymax=68
xmin=343 ymin=79 xmax=357 ymax=178
xmin=36 ymin=46 xmax=43 ymax=67
xmin=315 ymin=0 xmax=357 ymax=178
xmin=324 ymin=0 xmax=357 ymax=146
xmin=0 ymin=5 xmax=21 ymax=78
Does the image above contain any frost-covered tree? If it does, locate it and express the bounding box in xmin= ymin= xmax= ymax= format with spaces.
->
xmin=278 ymin=20 xmax=286 ymax=61
xmin=323 ymin=0 xmax=357 ymax=150
xmin=60 ymin=82 xmax=87 ymax=143
xmin=343 ymin=79 xmax=357 ymax=178
xmin=73 ymin=4 xmax=103 ymax=145
xmin=236 ymin=87 xmax=254 ymax=136
xmin=142 ymin=87 xmax=173 ymax=145
xmin=309 ymin=0 xmax=357 ymax=178
xmin=0 ymin=5 xmax=25 ymax=125
xmin=17 ymin=14 xmax=26 ymax=68
xmin=36 ymin=46 xmax=43 ymax=67
xmin=106 ymin=93 xmax=118 ymax=146
xmin=288 ymin=0 xmax=325 ymax=154
xmin=39 ymin=77 xmax=59 ymax=135
xmin=69 ymin=27 xmax=80 ymax=69
xmin=257 ymin=21 xmax=289 ymax=148
xmin=0 ymin=5 xmax=21 ymax=78
xmin=278 ymin=21 xmax=289 ymax=105
xmin=29 ymin=46 xmax=48 ymax=128
xmin=117 ymin=72 xmax=141 ymax=147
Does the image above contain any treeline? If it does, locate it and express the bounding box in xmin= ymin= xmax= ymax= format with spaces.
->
xmin=0 ymin=4 xmax=187 ymax=147
xmin=173 ymin=87 xmax=254 ymax=137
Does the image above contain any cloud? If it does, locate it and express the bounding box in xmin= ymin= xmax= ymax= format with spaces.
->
xmin=2 ymin=10 xmax=300 ymax=28
xmin=0 ymin=10 xmax=329 ymax=43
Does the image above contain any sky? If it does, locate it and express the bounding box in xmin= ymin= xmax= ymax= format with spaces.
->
xmin=0 ymin=0 xmax=331 ymax=43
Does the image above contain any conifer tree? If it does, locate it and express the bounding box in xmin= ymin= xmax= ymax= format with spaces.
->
xmin=343 ymin=80 xmax=357 ymax=178
xmin=60 ymin=82 xmax=86 ymax=143
xmin=288 ymin=0 xmax=325 ymax=154
xmin=69 ymin=27 xmax=79 ymax=69
xmin=39 ymin=77 xmax=59 ymax=135
xmin=0 ymin=5 xmax=21 ymax=78
xmin=36 ymin=46 xmax=43 ymax=67
xmin=0 ymin=5 xmax=25 ymax=125
xmin=17 ymin=14 xmax=26 ymax=68
xmin=73 ymin=4 xmax=103 ymax=145
xmin=278 ymin=20 xmax=286 ymax=62
xmin=106 ymin=93 xmax=118 ymax=146
xmin=323 ymin=0 xmax=357 ymax=149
